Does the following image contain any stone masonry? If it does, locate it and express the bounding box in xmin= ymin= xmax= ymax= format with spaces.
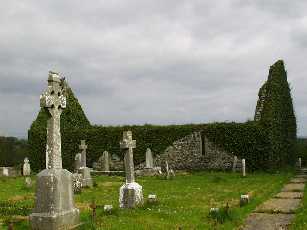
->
xmin=153 ymin=132 xmax=242 ymax=171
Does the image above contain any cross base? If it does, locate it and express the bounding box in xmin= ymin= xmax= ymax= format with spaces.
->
xmin=78 ymin=167 xmax=93 ymax=188
xmin=119 ymin=182 xmax=143 ymax=208
xmin=30 ymin=169 xmax=80 ymax=229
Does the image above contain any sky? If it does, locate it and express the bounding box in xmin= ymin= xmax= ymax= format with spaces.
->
xmin=0 ymin=0 xmax=306 ymax=138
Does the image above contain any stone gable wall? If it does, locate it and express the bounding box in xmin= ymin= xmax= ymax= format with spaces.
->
xmin=139 ymin=132 xmax=242 ymax=171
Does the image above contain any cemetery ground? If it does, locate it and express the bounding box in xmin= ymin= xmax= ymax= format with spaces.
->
xmin=0 ymin=171 xmax=300 ymax=230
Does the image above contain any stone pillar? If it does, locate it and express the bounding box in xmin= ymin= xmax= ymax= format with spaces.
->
xmin=119 ymin=131 xmax=143 ymax=208
xmin=145 ymin=148 xmax=154 ymax=169
xmin=103 ymin=151 xmax=110 ymax=171
xmin=79 ymin=140 xmax=87 ymax=168
xmin=242 ymin=159 xmax=246 ymax=177
xmin=30 ymin=71 xmax=79 ymax=230
xmin=23 ymin=157 xmax=31 ymax=176
xmin=232 ymin=156 xmax=238 ymax=173
xmin=77 ymin=140 xmax=92 ymax=188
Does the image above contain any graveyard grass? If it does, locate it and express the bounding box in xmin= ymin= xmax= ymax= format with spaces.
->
xmin=0 ymin=171 xmax=292 ymax=230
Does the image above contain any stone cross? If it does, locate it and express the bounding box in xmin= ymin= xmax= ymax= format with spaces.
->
xmin=232 ymin=156 xmax=238 ymax=172
xmin=298 ymin=157 xmax=302 ymax=169
xmin=145 ymin=148 xmax=154 ymax=169
xmin=79 ymin=140 xmax=87 ymax=168
xmin=242 ymin=159 xmax=246 ymax=177
xmin=120 ymin=131 xmax=136 ymax=183
xmin=40 ymin=71 xmax=66 ymax=169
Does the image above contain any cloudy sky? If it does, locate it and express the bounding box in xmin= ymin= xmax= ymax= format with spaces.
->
xmin=0 ymin=0 xmax=306 ymax=138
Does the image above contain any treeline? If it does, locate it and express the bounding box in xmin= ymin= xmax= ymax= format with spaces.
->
xmin=0 ymin=136 xmax=28 ymax=167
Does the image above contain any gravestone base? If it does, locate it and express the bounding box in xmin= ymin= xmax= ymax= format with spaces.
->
xmin=119 ymin=182 xmax=144 ymax=208
xmin=79 ymin=167 xmax=93 ymax=188
xmin=29 ymin=169 xmax=80 ymax=230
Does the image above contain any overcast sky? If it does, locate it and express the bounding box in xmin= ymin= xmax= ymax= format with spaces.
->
xmin=0 ymin=0 xmax=306 ymax=138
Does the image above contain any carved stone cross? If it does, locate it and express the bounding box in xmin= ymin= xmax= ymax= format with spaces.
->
xmin=79 ymin=140 xmax=87 ymax=168
xmin=120 ymin=131 xmax=136 ymax=183
xmin=40 ymin=71 xmax=66 ymax=169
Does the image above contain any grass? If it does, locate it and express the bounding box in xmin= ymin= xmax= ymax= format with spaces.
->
xmin=0 ymin=171 xmax=292 ymax=230
xmin=289 ymin=179 xmax=307 ymax=230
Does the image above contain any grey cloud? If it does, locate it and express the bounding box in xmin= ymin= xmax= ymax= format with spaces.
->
xmin=0 ymin=0 xmax=306 ymax=138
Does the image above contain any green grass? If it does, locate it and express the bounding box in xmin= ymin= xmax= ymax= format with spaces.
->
xmin=0 ymin=171 xmax=292 ymax=230
xmin=289 ymin=179 xmax=307 ymax=230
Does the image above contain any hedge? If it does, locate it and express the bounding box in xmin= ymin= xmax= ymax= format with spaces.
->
xmin=256 ymin=60 xmax=297 ymax=169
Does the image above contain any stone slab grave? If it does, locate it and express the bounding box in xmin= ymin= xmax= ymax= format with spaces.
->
xmin=119 ymin=131 xmax=144 ymax=209
xmin=289 ymin=177 xmax=306 ymax=183
xmin=243 ymin=168 xmax=307 ymax=230
xmin=29 ymin=71 xmax=79 ymax=230
xmin=244 ymin=213 xmax=295 ymax=230
xmin=255 ymin=198 xmax=301 ymax=214
xmin=274 ymin=192 xmax=303 ymax=199
xmin=281 ymin=183 xmax=305 ymax=192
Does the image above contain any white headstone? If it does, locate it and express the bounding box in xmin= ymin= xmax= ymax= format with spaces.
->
xmin=242 ymin=159 xmax=246 ymax=177
xmin=3 ymin=168 xmax=8 ymax=176
xmin=23 ymin=157 xmax=31 ymax=176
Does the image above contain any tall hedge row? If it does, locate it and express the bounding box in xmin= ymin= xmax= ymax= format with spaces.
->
xmin=204 ymin=122 xmax=270 ymax=171
xmin=256 ymin=60 xmax=297 ymax=169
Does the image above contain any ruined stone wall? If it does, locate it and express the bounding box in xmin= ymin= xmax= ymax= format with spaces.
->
xmin=145 ymin=132 xmax=242 ymax=171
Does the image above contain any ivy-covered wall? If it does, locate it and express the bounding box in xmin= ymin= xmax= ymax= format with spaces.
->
xmin=28 ymin=60 xmax=297 ymax=172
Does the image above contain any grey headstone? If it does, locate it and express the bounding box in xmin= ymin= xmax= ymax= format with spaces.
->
xmin=119 ymin=131 xmax=143 ymax=208
xmin=100 ymin=151 xmax=110 ymax=171
xmin=23 ymin=157 xmax=31 ymax=176
xmin=145 ymin=148 xmax=154 ymax=169
xmin=30 ymin=72 xmax=79 ymax=229
xmin=232 ymin=156 xmax=238 ymax=172
xmin=79 ymin=140 xmax=87 ymax=168
xmin=298 ymin=157 xmax=302 ymax=169
xmin=74 ymin=153 xmax=82 ymax=172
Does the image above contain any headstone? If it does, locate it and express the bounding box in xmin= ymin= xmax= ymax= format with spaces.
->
xmin=148 ymin=194 xmax=157 ymax=203
xmin=30 ymin=71 xmax=79 ymax=230
xmin=145 ymin=148 xmax=154 ymax=169
xmin=78 ymin=140 xmax=93 ymax=187
xmin=23 ymin=157 xmax=31 ymax=176
xmin=104 ymin=205 xmax=113 ymax=213
xmin=101 ymin=151 xmax=110 ymax=171
xmin=25 ymin=177 xmax=32 ymax=188
xmin=74 ymin=153 xmax=82 ymax=172
xmin=165 ymin=161 xmax=175 ymax=179
xmin=240 ymin=194 xmax=250 ymax=206
xmin=3 ymin=168 xmax=8 ymax=177
xmin=72 ymin=173 xmax=82 ymax=194
xmin=298 ymin=157 xmax=302 ymax=169
xmin=119 ymin=131 xmax=143 ymax=208
xmin=242 ymin=159 xmax=246 ymax=177
xmin=232 ymin=156 xmax=238 ymax=172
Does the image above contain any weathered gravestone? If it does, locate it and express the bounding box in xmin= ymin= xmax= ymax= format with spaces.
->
xmin=232 ymin=156 xmax=238 ymax=172
xmin=23 ymin=157 xmax=31 ymax=176
xmin=2 ymin=167 xmax=8 ymax=177
xmin=145 ymin=148 xmax=154 ymax=169
xmin=242 ymin=159 xmax=246 ymax=177
xmin=100 ymin=151 xmax=110 ymax=171
xmin=298 ymin=157 xmax=302 ymax=169
xmin=29 ymin=71 xmax=79 ymax=230
xmin=119 ymin=131 xmax=144 ymax=208
xmin=78 ymin=140 xmax=93 ymax=187
xmin=74 ymin=152 xmax=82 ymax=172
